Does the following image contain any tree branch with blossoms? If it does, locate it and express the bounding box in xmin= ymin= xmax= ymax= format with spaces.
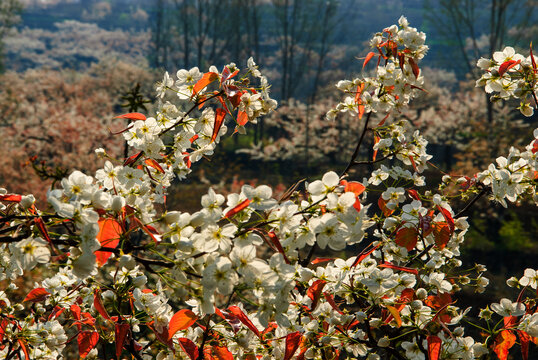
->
xmin=1 ymin=15 xmax=538 ymax=360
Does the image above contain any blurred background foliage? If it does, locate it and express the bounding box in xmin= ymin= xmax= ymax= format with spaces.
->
xmin=1 ymin=0 xmax=538 ymax=308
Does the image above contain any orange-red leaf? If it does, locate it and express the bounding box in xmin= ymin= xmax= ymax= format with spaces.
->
xmin=378 ymin=196 xmax=394 ymax=216
xmin=437 ymin=206 xmax=455 ymax=234
xmin=385 ymin=305 xmax=402 ymax=327
xmin=224 ymin=199 xmax=250 ymax=218
xmin=407 ymin=189 xmax=420 ymax=201
xmin=178 ymin=338 xmax=199 ymax=360
xmin=427 ymin=335 xmax=442 ymax=360
xmin=341 ymin=180 xmax=366 ymax=196
xmin=373 ymin=135 xmax=380 ymax=161
xmin=237 ymin=110 xmax=249 ymax=126
xmin=145 ymin=158 xmax=165 ymax=173
xmin=363 ymin=51 xmax=375 ymax=69
xmin=408 ymin=57 xmax=420 ymax=78
xmin=78 ymin=331 xmax=99 ymax=359
xmin=114 ymin=113 xmax=146 ymax=121
xmin=311 ymin=257 xmax=334 ymax=265
xmin=493 ymin=330 xmax=517 ymax=360
xmin=95 ymin=218 xmax=122 ymax=266
xmin=24 ymin=287 xmax=50 ymax=302
xmin=395 ymin=227 xmax=419 ymax=251
xmin=379 ymin=262 xmax=419 ymax=275
xmin=432 ymin=221 xmax=451 ymax=249
xmin=498 ymin=60 xmax=520 ymax=76
xmin=168 ymin=309 xmax=198 ymax=339
xmin=211 ymin=108 xmax=227 ymax=143
xmin=226 ymin=306 xmax=261 ymax=338
xmin=324 ymin=292 xmax=344 ymax=315
xmin=352 ymin=243 xmax=381 ymax=267
xmin=531 ymin=139 xmax=538 ymax=154
xmin=267 ymin=231 xmax=290 ymax=264
xmin=93 ymin=289 xmax=110 ymax=320
xmin=192 ymin=72 xmax=219 ymax=98
xmin=115 ymin=323 xmax=130 ymax=359
xmin=518 ymin=330 xmax=531 ymax=360
xmin=212 ymin=345 xmax=234 ymax=360
xmin=18 ymin=339 xmax=30 ymax=360
xmin=307 ymin=279 xmax=327 ymax=311
xmin=0 ymin=194 xmax=22 ymax=202
xmin=124 ymin=151 xmax=144 ymax=166
xmin=284 ymin=332 xmax=302 ymax=360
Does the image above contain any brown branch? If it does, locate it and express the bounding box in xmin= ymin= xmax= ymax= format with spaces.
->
xmin=341 ymin=112 xmax=372 ymax=176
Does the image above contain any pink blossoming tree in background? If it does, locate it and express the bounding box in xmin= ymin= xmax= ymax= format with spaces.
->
xmin=2 ymin=17 xmax=538 ymax=360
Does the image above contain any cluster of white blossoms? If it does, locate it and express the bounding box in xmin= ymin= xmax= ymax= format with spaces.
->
xmin=327 ymin=16 xmax=428 ymax=121
xmin=1 ymin=17 xmax=538 ymax=360
xmin=476 ymin=45 xmax=538 ymax=116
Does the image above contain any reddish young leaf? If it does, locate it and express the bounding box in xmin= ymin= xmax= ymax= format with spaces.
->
xmin=266 ymin=231 xmax=290 ymax=264
xmin=408 ymin=57 xmax=420 ymax=78
xmin=115 ymin=323 xmax=130 ymax=359
xmin=48 ymin=305 xmax=66 ymax=320
xmin=78 ymin=331 xmax=99 ymax=359
xmin=498 ymin=60 xmax=521 ymax=76
xmin=237 ymin=110 xmax=249 ymax=126
xmin=178 ymin=338 xmax=199 ymax=360
xmin=95 ymin=218 xmax=122 ymax=266
xmin=340 ymin=180 xmax=366 ymax=196
xmin=307 ymin=280 xmax=327 ymax=311
xmin=385 ymin=305 xmax=402 ymax=327
xmin=436 ymin=206 xmax=455 ymax=234
xmin=93 ymin=289 xmax=110 ymax=320
xmin=226 ymin=306 xmax=261 ymax=338
xmin=192 ymin=72 xmax=219 ymax=98
xmin=0 ymin=194 xmax=22 ymax=202
xmin=18 ymin=339 xmax=30 ymax=360
xmin=224 ymin=199 xmax=250 ymax=218
xmin=517 ymin=330 xmax=531 ymax=360
xmin=432 ymin=222 xmax=451 ymax=249
xmin=373 ymin=135 xmax=380 ymax=161
xmin=352 ymin=243 xmax=381 ymax=267
xmin=378 ymin=196 xmax=394 ymax=216
xmin=493 ymin=330 xmax=517 ymax=360
xmin=311 ymin=257 xmax=334 ymax=265
xmin=132 ymin=217 xmax=162 ymax=243
xmin=395 ymin=227 xmax=419 ymax=251
xmin=363 ymin=51 xmax=376 ymax=69
xmin=408 ymin=189 xmax=420 ymax=201
xmin=114 ymin=112 xmax=146 ymax=121
xmin=123 ymin=151 xmax=144 ymax=166
xmin=148 ymin=321 xmax=174 ymax=349
xmin=168 ymin=309 xmax=198 ymax=339
xmin=409 ymin=155 xmax=418 ymax=172
xmin=28 ymin=205 xmax=53 ymax=246
xmin=427 ymin=335 xmax=442 ymax=360
xmin=284 ymin=332 xmax=302 ymax=360
xmin=220 ymin=66 xmax=239 ymax=84
xmin=378 ymin=262 xmax=419 ymax=275
xmin=504 ymin=316 xmax=518 ymax=329
xmin=145 ymin=158 xmax=165 ymax=173
xmin=211 ymin=108 xmax=227 ymax=143
xmin=530 ymin=42 xmax=537 ymax=71
xmin=71 ymin=304 xmax=82 ymax=330
xmin=23 ymin=288 xmax=50 ymax=302
xmin=531 ymin=139 xmax=538 ymax=154
xmin=324 ymin=292 xmax=344 ymax=315
xmin=212 ymin=345 xmax=234 ymax=360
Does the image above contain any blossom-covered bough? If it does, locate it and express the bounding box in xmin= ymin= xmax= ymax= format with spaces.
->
xmin=1 ymin=16 xmax=538 ymax=360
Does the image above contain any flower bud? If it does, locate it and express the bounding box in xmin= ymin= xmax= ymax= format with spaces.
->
xmin=377 ymin=336 xmax=390 ymax=347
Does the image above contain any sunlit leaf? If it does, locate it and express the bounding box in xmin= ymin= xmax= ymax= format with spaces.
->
xmin=168 ymin=309 xmax=198 ymax=339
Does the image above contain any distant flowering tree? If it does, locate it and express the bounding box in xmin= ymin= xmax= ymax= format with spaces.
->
xmin=2 ymin=16 xmax=538 ymax=360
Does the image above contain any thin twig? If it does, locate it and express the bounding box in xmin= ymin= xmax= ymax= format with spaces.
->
xmin=341 ymin=112 xmax=372 ymax=176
